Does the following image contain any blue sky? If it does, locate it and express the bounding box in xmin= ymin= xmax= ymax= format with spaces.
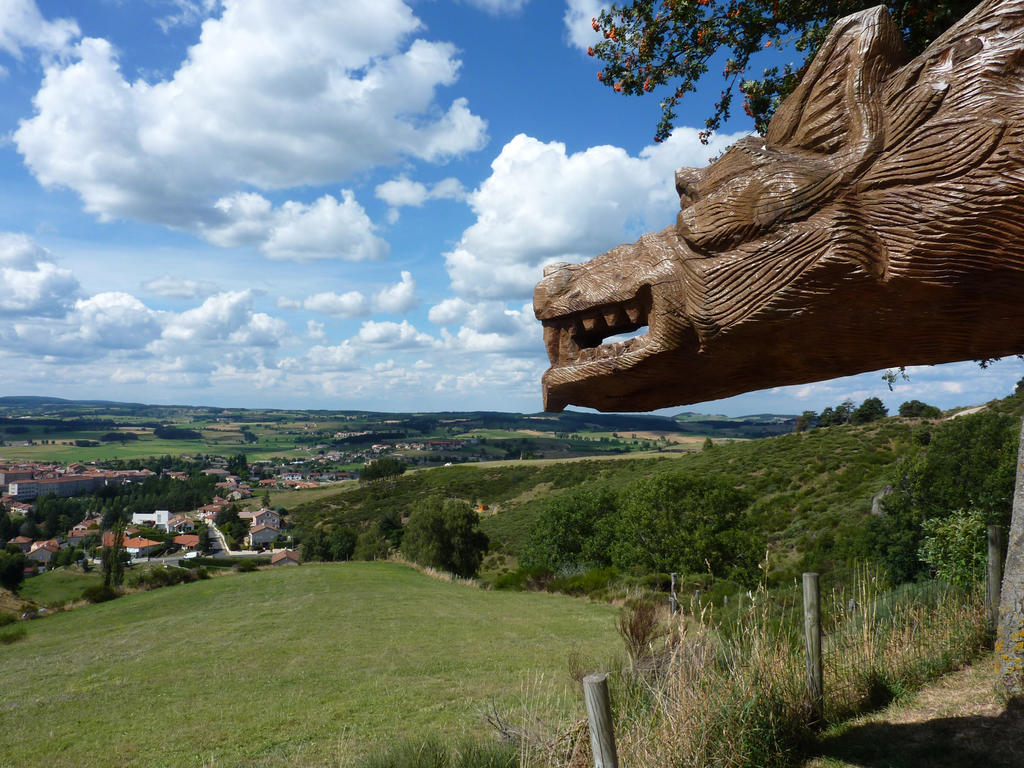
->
xmin=0 ymin=0 xmax=1021 ymax=416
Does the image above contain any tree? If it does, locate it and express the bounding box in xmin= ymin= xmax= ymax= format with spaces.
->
xmin=353 ymin=524 xmax=390 ymax=561
xmin=102 ymin=521 xmax=127 ymax=589
xmin=227 ymin=453 xmax=249 ymax=477
xmin=865 ymin=411 xmax=1017 ymax=582
xmin=0 ymin=549 xmax=27 ymax=592
xmin=359 ymin=457 xmax=407 ymax=483
xmin=610 ymin=474 xmax=759 ymax=583
xmin=301 ymin=527 xmax=330 ymax=562
xmin=899 ymin=400 xmax=942 ymax=419
xmin=329 ymin=527 xmax=357 ymax=561
xmin=590 ymin=1 xmax=978 ymax=143
xmin=851 ymin=396 xmax=888 ymax=425
xmin=794 ymin=410 xmax=817 ymax=431
xmin=522 ymin=487 xmax=618 ymax=571
xmin=401 ymin=497 xmax=489 ymax=578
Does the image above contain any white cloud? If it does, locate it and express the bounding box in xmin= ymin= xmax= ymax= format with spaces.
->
xmin=306 ymin=319 xmax=325 ymax=340
xmin=15 ymin=0 xmax=487 ymax=251
xmin=0 ymin=0 xmax=79 ymax=58
xmin=203 ymin=190 xmax=389 ymax=262
xmin=228 ymin=312 xmax=290 ymax=347
xmin=266 ymin=193 xmax=388 ymax=262
xmin=439 ymin=301 xmax=539 ymax=354
xmin=142 ymin=274 xmax=219 ymax=299
xmin=563 ymin=0 xmax=604 ymax=51
xmin=0 ymin=233 xmax=78 ymax=316
xmin=353 ymin=319 xmax=437 ymax=349
xmin=460 ymin=0 xmax=530 ymax=13
xmin=375 ymin=175 xmax=467 ymax=222
xmin=299 ymin=271 xmax=418 ymax=317
xmin=446 ymin=129 xmax=744 ymax=299
xmin=155 ymin=0 xmax=220 ymax=32
xmin=303 ymin=290 xmax=369 ymax=318
xmin=161 ymin=290 xmax=287 ymax=347
xmin=373 ymin=271 xmax=419 ymax=314
xmin=74 ymin=292 xmax=163 ymax=349
xmin=375 ymin=177 xmax=429 ymax=208
xmin=428 ymin=297 xmax=470 ymax=326
xmin=304 ymin=342 xmax=360 ymax=371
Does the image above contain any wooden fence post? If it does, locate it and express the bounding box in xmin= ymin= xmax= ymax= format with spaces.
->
xmin=988 ymin=525 xmax=1004 ymax=631
xmin=583 ymin=673 xmax=619 ymax=768
xmin=803 ymin=572 xmax=823 ymax=722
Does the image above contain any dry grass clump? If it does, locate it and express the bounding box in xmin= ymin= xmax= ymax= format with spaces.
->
xmin=560 ymin=570 xmax=990 ymax=768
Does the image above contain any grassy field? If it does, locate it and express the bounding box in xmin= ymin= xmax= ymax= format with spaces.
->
xmin=0 ymin=562 xmax=621 ymax=768
xmin=240 ymin=482 xmax=360 ymax=511
xmin=18 ymin=567 xmax=102 ymax=607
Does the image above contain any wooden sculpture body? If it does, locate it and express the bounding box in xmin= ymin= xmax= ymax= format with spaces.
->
xmin=534 ymin=0 xmax=1024 ymax=413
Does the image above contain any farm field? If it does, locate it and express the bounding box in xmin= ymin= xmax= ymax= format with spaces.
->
xmin=0 ymin=562 xmax=621 ymax=768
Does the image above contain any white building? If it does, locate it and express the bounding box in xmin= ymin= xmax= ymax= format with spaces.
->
xmin=131 ymin=510 xmax=170 ymax=530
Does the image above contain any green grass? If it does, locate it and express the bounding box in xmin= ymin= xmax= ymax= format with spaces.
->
xmin=18 ymin=567 xmax=103 ymax=607
xmin=241 ymin=482 xmax=360 ymax=510
xmin=0 ymin=562 xmax=621 ymax=768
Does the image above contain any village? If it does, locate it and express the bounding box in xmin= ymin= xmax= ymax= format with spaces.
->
xmin=0 ymin=460 xmax=311 ymax=577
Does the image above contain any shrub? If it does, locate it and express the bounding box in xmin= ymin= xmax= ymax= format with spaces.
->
xmin=128 ymin=566 xmax=199 ymax=590
xmin=618 ymin=600 xmax=668 ymax=670
xmin=0 ymin=610 xmax=16 ymax=627
xmin=548 ymin=566 xmax=621 ymax=596
xmin=492 ymin=565 xmax=552 ymax=591
xmin=235 ymin=559 xmax=259 ymax=572
xmin=918 ymin=508 xmax=987 ymax=586
xmin=82 ymin=585 xmax=120 ymax=603
xmin=0 ymin=625 xmax=27 ymax=645
xmin=350 ymin=736 xmax=517 ymax=768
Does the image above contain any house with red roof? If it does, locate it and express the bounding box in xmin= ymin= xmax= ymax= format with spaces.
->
xmin=27 ymin=539 xmax=60 ymax=565
xmin=270 ymin=549 xmax=300 ymax=566
xmin=173 ymin=534 xmax=200 ymax=550
xmin=123 ymin=537 xmax=161 ymax=557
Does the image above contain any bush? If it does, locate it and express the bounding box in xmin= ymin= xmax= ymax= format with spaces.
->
xmin=82 ymin=585 xmax=120 ymax=603
xmin=235 ymin=559 xmax=259 ymax=572
xmin=548 ymin=566 xmax=621 ymax=596
xmin=128 ymin=566 xmax=199 ymax=590
xmin=350 ymin=736 xmax=517 ymax=768
xmin=918 ymin=508 xmax=987 ymax=586
xmin=0 ymin=610 xmax=17 ymax=627
xmin=492 ymin=565 xmax=552 ymax=591
xmin=0 ymin=625 xmax=27 ymax=645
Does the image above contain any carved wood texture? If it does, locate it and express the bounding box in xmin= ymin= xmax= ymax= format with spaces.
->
xmin=534 ymin=0 xmax=1024 ymax=412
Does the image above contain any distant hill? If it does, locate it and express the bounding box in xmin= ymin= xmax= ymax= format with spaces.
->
xmin=0 ymin=395 xmax=798 ymax=438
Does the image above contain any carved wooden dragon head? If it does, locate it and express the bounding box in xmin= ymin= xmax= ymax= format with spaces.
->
xmin=534 ymin=0 xmax=1024 ymax=412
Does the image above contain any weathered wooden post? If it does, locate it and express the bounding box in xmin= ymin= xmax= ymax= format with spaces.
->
xmin=803 ymin=572 xmax=823 ymax=721
xmin=583 ymin=673 xmax=618 ymax=768
xmin=988 ymin=525 xmax=1003 ymax=631
xmin=670 ymin=572 xmax=679 ymax=615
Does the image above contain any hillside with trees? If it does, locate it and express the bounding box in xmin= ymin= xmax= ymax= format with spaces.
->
xmin=290 ymin=384 xmax=1024 ymax=589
